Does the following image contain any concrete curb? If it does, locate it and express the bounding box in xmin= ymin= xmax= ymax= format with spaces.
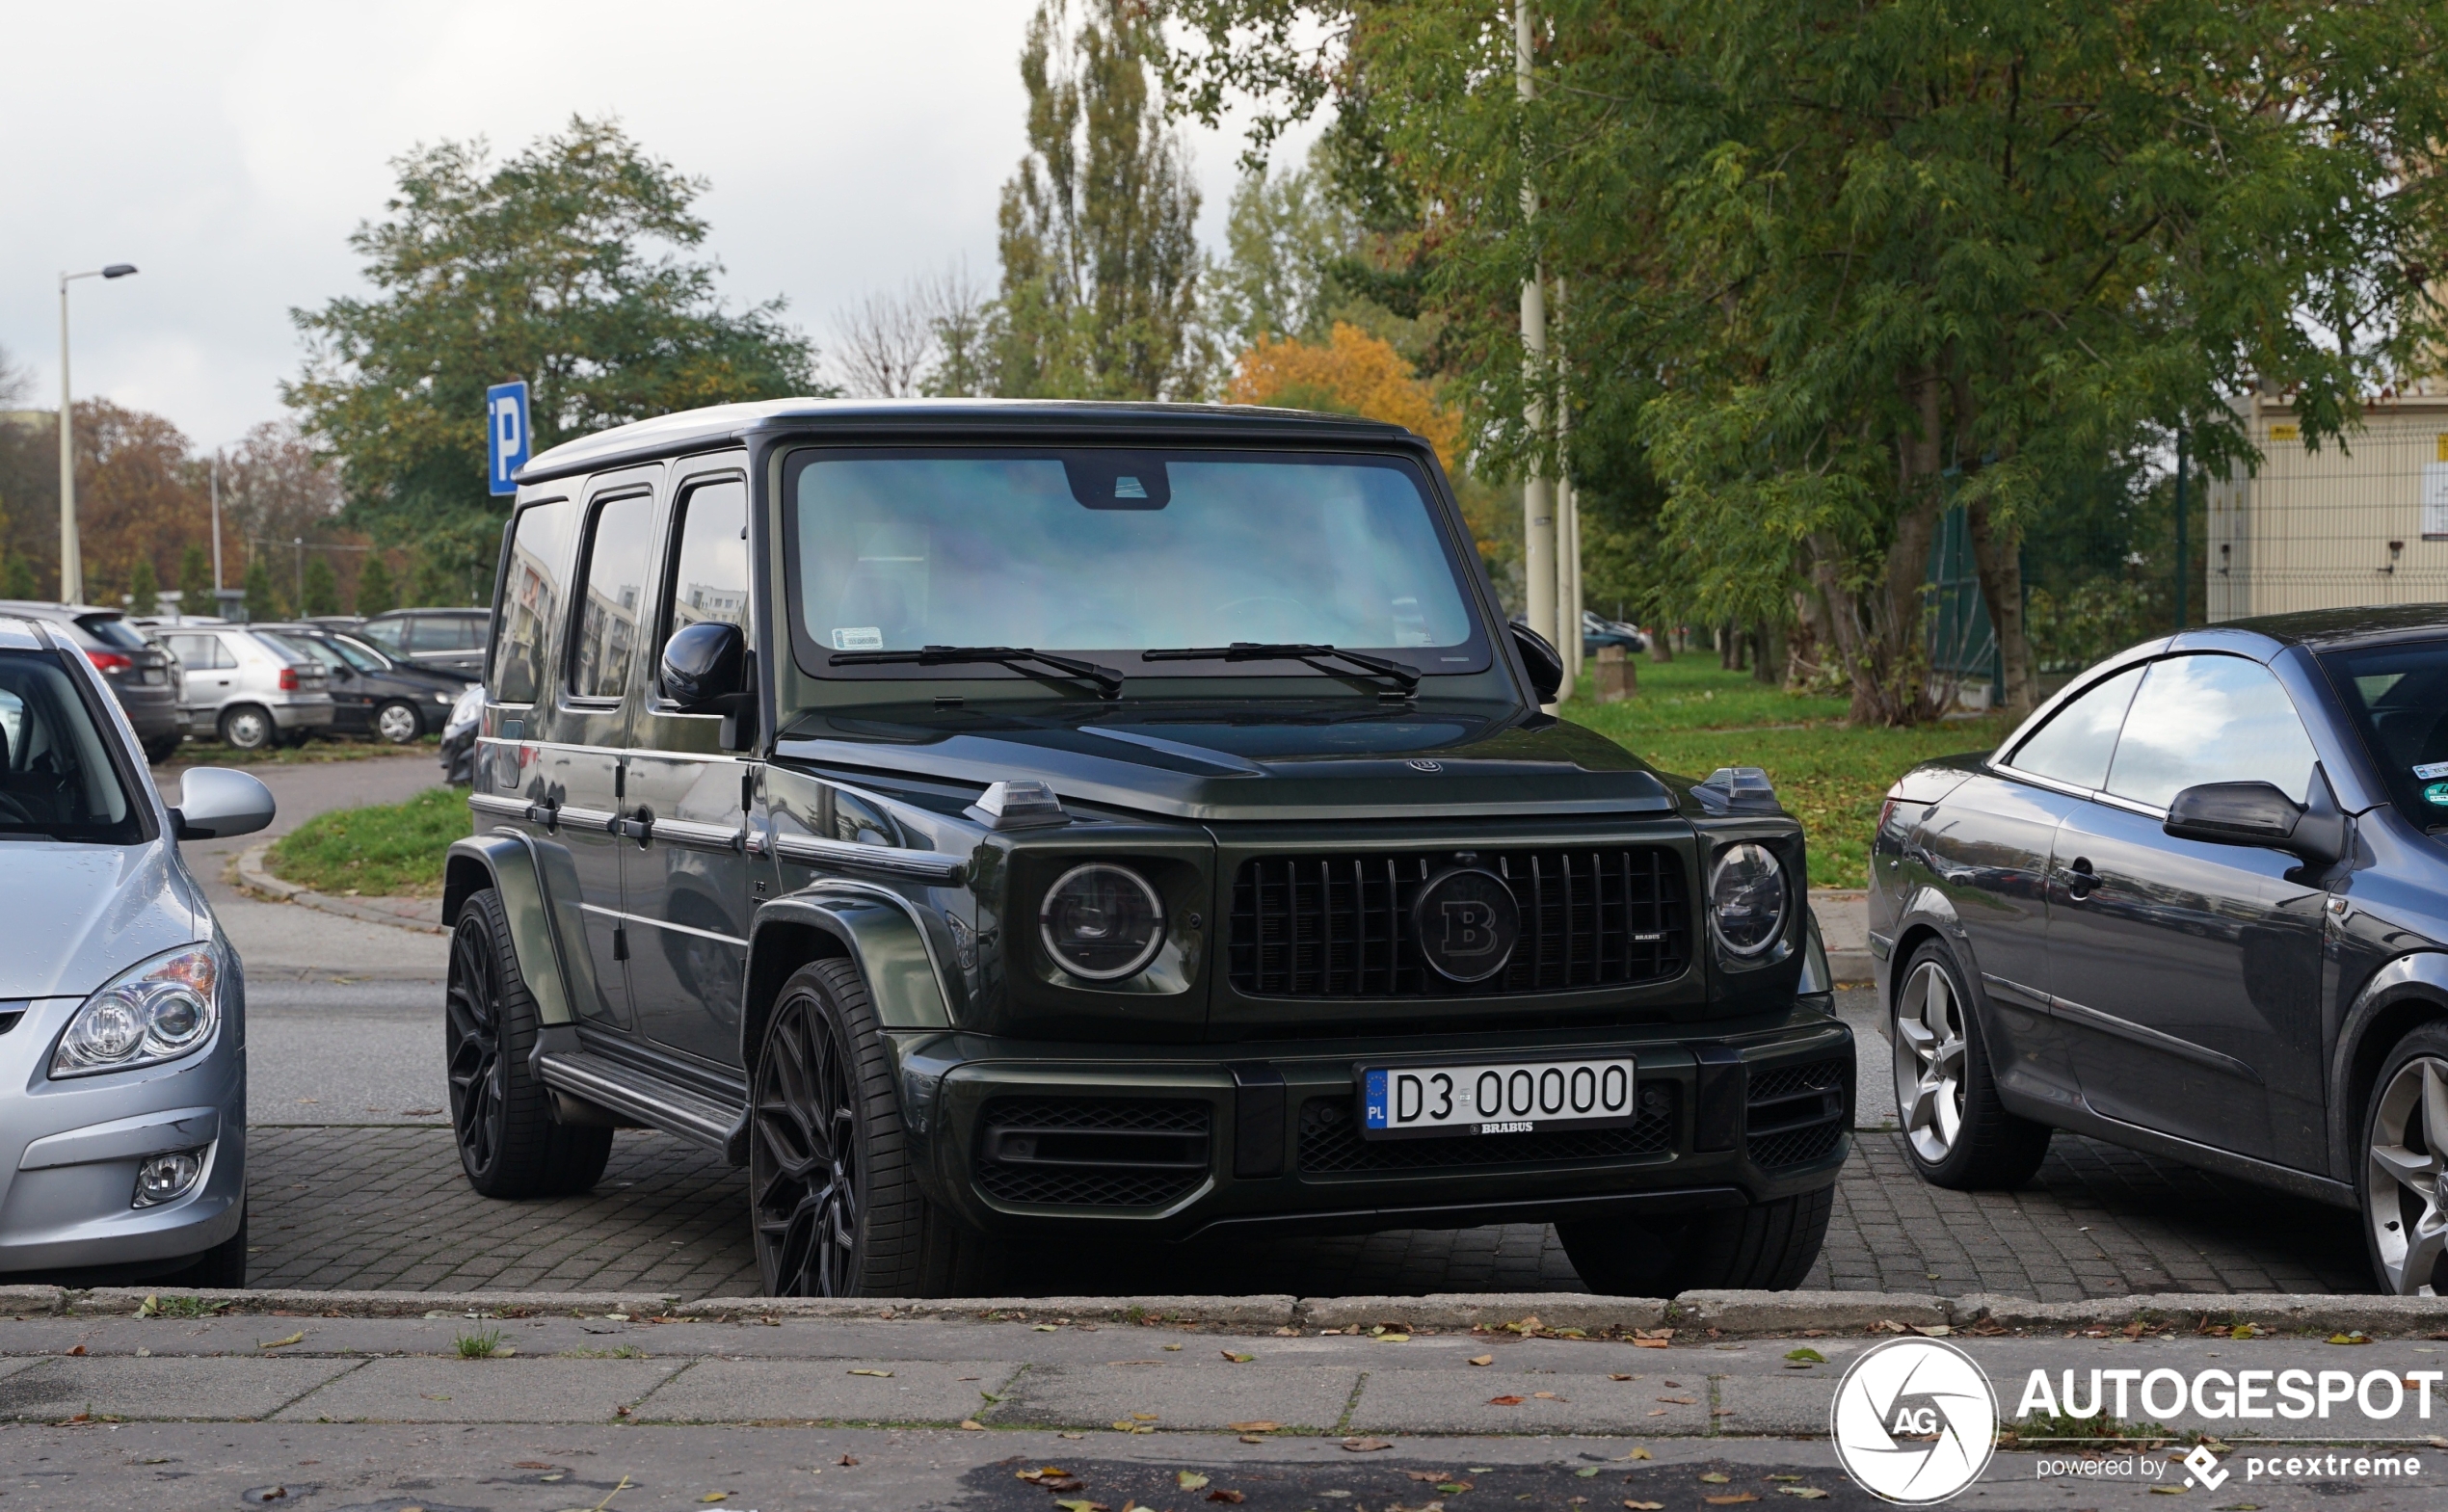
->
xmin=234 ymin=842 xmax=446 ymax=936
xmin=13 ymin=1285 xmax=2448 ymax=1336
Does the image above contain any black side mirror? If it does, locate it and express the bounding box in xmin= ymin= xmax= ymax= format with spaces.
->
xmin=2165 ymin=765 xmax=2349 ymax=868
xmin=1509 ymin=621 xmax=1564 ymax=703
xmin=661 ymin=622 xmax=747 ymax=710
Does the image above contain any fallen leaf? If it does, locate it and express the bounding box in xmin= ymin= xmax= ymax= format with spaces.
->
xmin=1622 ymin=1448 xmax=1652 ymax=1461
xmin=1777 ymin=1491 xmax=1830 ymax=1500
xmin=1343 ymin=1437 xmax=1397 ymax=1451
xmin=1489 ymin=1395 xmax=1527 ymax=1406
xmin=1468 ymin=1354 xmax=1495 ymax=1366
xmin=1704 ymin=1497 xmax=1760 ymax=1506
xmin=1438 ymin=1483 xmax=1474 ymax=1496
xmin=2329 ymin=1332 xmax=2371 ymax=1346
xmin=1657 ymin=1396 xmax=1695 ymax=1405
xmin=1208 ymin=1492 xmax=1245 ymax=1505
xmin=961 ymin=1419 xmax=985 ymax=1431
xmin=2146 ymin=1487 xmax=2187 ymax=1496
xmin=701 ymin=1496 xmax=730 ymax=1504
xmin=1055 ymin=1500 xmax=1110 ymax=1512
xmin=1576 ymin=1467 xmax=1603 ymax=1478
xmin=847 ymin=1367 xmax=892 ymax=1377
xmin=1377 ymin=1333 xmax=1412 ymax=1343
xmin=1132 ymin=1412 xmax=1158 ymax=1420
xmin=837 ymin=1455 xmax=858 ymax=1467
xmin=66 ymin=1344 xmax=86 ymax=1357
xmin=1227 ymin=1421 xmax=1279 ymax=1433
xmin=1180 ymin=1472 xmax=1211 ymax=1491
xmin=1784 ymin=1348 xmax=1825 ymax=1364
xmin=1221 ymin=1351 xmax=1256 ymax=1363
xmin=1406 ymin=1473 xmax=1449 ymax=1483
xmin=1699 ymin=1473 xmax=1731 ymax=1484
xmin=1632 ymin=1338 xmax=1671 ymax=1349
xmin=1609 ymin=1373 xmax=1634 ymax=1381
xmin=1910 ymin=1325 xmax=1952 ymax=1338
xmin=1164 ymin=1343 xmax=1184 ymax=1351
xmin=514 ymin=1462 xmax=553 ymax=1470
xmin=1238 ymin=1436 xmax=1266 ymax=1445
xmin=1625 ymin=1502 xmax=1665 ymax=1511
xmin=260 ymin=1333 xmax=306 ymax=1349
xmin=1533 ymin=1392 xmax=1567 ymax=1402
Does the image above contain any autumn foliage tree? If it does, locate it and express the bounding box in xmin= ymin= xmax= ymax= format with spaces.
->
xmin=1230 ymin=322 xmax=1460 ymax=470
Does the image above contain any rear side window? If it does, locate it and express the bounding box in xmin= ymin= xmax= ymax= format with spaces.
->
xmin=570 ymin=492 xmax=657 ymax=701
xmin=2007 ymin=664 xmax=2143 ymax=790
xmin=359 ymin=619 xmax=406 ymax=653
xmin=663 ymin=479 xmax=750 ymax=640
xmin=164 ymin=634 xmax=235 ymax=671
xmin=494 ymin=499 xmax=577 ymax=703
xmin=412 ymin=616 xmax=482 ymax=652
xmin=75 ymin=615 xmax=148 ymax=650
xmin=0 ymin=650 xmax=144 ymax=844
xmin=2106 ymin=653 xmax=2317 ymax=809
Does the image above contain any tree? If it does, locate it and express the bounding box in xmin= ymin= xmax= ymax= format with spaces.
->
xmin=356 ymin=553 xmax=398 ymax=617
xmin=178 ymin=544 xmax=215 ymax=617
xmin=128 ymin=555 xmax=158 ymax=615
xmin=1230 ymin=322 xmax=1460 ymax=469
xmin=302 ymin=556 xmax=340 ymax=617
xmin=1209 ymin=157 xmax=1361 ymax=352
xmin=1166 ymin=0 xmax=2448 ymax=723
xmin=1 ymin=554 xmax=33 ymax=602
xmin=243 ymin=555 xmax=282 ymax=623
xmin=411 ymin=552 xmax=457 ymax=608
xmin=993 ymin=0 xmax=1207 ymax=399
xmin=286 ymin=116 xmax=818 ymax=597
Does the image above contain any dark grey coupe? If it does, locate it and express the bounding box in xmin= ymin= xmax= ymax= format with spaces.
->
xmin=1871 ymin=605 xmax=2448 ymax=1295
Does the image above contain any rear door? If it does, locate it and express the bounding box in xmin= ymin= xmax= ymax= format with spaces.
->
xmin=623 ymin=464 xmax=758 ymax=1067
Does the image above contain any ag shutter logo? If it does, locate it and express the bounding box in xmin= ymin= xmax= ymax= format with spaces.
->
xmin=1830 ymin=1337 xmax=1997 ymax=1504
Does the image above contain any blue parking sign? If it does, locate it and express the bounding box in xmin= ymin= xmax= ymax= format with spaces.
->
xmin=486 ymin=380 xmax=531 ymax=496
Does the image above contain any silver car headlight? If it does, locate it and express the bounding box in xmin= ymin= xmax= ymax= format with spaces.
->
xmin=52 ymin=942 xmax=223 ymax=1078
xmin=1707 ymin=843 xmax=1789 ymax=959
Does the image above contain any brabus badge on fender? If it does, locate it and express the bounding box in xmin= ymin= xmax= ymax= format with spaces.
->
xmin=1411 ymin=867 xmax=1520 ymax=983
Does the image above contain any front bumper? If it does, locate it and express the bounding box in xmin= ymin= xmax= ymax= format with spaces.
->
xmin=0 ymin=996 xmax=245 ymax=1275
xmin=892 ymin=1006 xmax=1851 ymax=1241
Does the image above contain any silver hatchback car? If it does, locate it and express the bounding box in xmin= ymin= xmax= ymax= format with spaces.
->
xmin=0 ymin=615 xmax=273 ymax=1282
xmin=157 ymin=625 xmax=335 ymax=752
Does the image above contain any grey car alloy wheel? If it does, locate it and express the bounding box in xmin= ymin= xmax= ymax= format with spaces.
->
xmin=374 ymin=701 xmax=422 ymax=744
xmin=2366 ymin=1054 xmax=2448 ymax=1295
xmin=1895 ymin=958 xmax=1968 ymax=1165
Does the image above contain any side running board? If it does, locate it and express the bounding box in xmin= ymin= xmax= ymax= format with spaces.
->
xmin=537 ymin=1050 xmax=741 ymax=1152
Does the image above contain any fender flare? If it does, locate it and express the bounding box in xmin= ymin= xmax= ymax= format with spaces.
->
xmin=742 ymin=882 xmax=957 ymax=1064
xmin=2328 ymin=951 xmax=2448 ymax=1180
xmin=442 ymin=831 xmax=578 ymax=1028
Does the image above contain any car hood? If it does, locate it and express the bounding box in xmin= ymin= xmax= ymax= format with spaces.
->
xmin=0 ymin=839 xmax=198 ymax=999
xmin=772 ymin=701 xmax=1680 ymax=822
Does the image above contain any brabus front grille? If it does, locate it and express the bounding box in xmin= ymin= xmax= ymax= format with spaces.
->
xmin=1227 ymin=847 xmax=1690 ymax=998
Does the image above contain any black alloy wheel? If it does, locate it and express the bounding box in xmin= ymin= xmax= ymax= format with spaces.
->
xmin=444 ymin=888 xmax=611 ymax=1198
xmin=446 ymin=910 xmax=508 ymax=1179
xmin=752 ymin=976 xmax=865 ymax=1296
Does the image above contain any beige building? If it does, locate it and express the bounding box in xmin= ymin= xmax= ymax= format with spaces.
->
xmin=2205 ymin=390 xmax=2448 ymax=621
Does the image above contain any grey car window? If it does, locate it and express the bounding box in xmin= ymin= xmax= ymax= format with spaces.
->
xmin=571 ymin=493 xmax=656 ymax=700
xmin=359 ymin=619 xmax=407 ymax=653
xmin=495 ymin=498 xmax=577 ymax=703
xmin=664 ymin=479 xmax=749 ymax=639
xmin=2106 ymin=653 xmax=2318 ymax=809
xmin=166 ymin=634 xmax=234 ymax=671
xmin=411 ymin=616 xmax=480 ymax=652
xmin=329 ymin=635 xmax=387 ymax=674
xmin=0 ymin=650 xmax=142 ymax=843
xmin=2006 ymin=664 xmax=2143 ymax=791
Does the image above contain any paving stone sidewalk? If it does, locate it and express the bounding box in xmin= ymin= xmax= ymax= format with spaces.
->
xmin=241 ymin=1122 xmax=2372 ymax=1299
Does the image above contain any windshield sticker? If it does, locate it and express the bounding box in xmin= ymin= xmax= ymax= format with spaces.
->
xmin=2415 ymin=761 xmax=2448 ymax=781
xmin=831 ymin=627 xmax=884 ymax=651
xmin=2426 ymin=781 xmax=2448 ymax=808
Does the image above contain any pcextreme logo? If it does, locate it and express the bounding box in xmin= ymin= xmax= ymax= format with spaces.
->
xmin=1829 ymin=1338 xmax=1998 ymax=1504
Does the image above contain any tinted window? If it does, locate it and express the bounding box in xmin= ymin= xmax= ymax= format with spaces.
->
xmin=329 ymin=636 xmax=387 ymax=674
xmin=494 ymin=499 xmax=577 ymax=703
xmin=75 ymin=614 xmax=148 ymax=650
xmin=2106 ymin=653 xmax=2317 ymax=808
xmin=2319 ymin=637 xmax=2448 ymax=829
xmin=0 ymin=650 xmax=143 ymax=843
xmin=664 ymin=479 xmax=750 ymax=640
xmin=570 ymin=492 xmax=656 ymax=700
xmin=412 ymin=616 xmax=482 ymax=652
xmin=2008 ymin=664 xmax=2143 ymax=790
xmin=359 ymin=619 xmax=406 ymax=653
xmin=263 ymin=632 xmax=345 ymax=671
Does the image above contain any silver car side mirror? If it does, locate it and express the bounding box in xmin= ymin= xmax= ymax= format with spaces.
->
xmin=171 ymin=767 xmax=277 ymax=840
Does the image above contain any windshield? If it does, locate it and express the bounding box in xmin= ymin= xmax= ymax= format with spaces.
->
xmin=2320 ymin=638 xmax=2448 ymax=831
xmin=0 ymin=650 xmax=144 ymax=844
xmin=329 ymin=635 xmax=388 ymax=673
xmin=75 ymin=614 xmax=149 ymax=650
xmin=261 ymin=631 xmax=343 ymax=670
xmin=785 ymin=449 xmax=1482 ymax=679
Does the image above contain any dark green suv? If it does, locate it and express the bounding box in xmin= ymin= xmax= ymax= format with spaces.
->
xmin=442 ymin=399 xmax=1850 ymax=1297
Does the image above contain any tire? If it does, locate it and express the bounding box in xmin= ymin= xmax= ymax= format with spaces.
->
xmin=445 ymin=888 xmax=613 ymax=1198
xmin=1557 ymin=1187 xmax=1833 ymax=1294
xmin=176 ymin=1201 xmax=248 ymax=1288
xmin=1891 ymin=942 xmax=2051 ymax=1189
xmin=143 ymin=734 xmax=181 ymax=764
xmin=373 ymin=700 xmax=423 ymax=745
xmin=218 ymin=705 xmax=274 ymax=752
xmin=2359 ymin=1021 xmax=2448 ymax=1295
xmin=749 ymin=958 xmax=999 ymax=1297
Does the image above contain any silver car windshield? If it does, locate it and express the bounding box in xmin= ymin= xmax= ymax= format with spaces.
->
xmin=785 ymin=450 xmax=1479 ymax=668
xmin=0 ymin=650 xmax=143 ymax=844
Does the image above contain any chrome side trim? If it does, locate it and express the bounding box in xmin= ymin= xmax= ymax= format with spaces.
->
xmin=468 ymin=794 xmax=527 ymax=819
xmin=1980 ymin=972 xmax=2052 ymax=1012
xmin=773 ymin=832 xmax=967 ymax=884
xmin=653 ymin=817 xmax=747 ymax=853
xmin=537 ymin=1051 xmax=736 ymax=1150
xmin=579 ymin=902 xmax=747 ymax=948
xmin=555 ymin=806 xmax=617 ymax=829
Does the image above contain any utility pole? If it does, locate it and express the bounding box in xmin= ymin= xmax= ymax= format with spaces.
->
xmin=209 ymin=457 xmax=223 ymax=597
xmin=1556 ymin=277 xmax=1581 ymax=692
xmin=2172 ymin=426 xmax=2189 ymax=630
xmin=1516 ymin=0 xmax=1557 ymax=700
xmin=56 ymin=263 xmax=137 ymax=605
xmin=294 ymin=537 xmax=306 ymax=611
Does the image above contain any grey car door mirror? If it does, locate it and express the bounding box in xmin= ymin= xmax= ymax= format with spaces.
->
xmin=170 ymin=767 xmax=277 ymax=840
xmin=2164 ymin=765 xmax=2347 ymax=867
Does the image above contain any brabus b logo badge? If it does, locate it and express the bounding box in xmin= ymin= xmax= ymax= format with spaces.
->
xmin=1406 ymin=757 xmax=1442 ymax=772
xmin=1411 ymin=867 xmax=1520 ymax=983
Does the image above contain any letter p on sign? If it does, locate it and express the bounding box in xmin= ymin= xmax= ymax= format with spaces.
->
xmin=486 ymin=380 xmax=531 ymax=495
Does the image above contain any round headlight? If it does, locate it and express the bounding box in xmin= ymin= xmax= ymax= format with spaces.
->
xmin=1708 ymin=842 xmax=1789 ymax=958
xmin=1039 ymin=863 xmax=1166 ymax=981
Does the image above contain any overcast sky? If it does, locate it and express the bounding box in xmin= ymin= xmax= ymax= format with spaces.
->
xmin=0 ymin=0 xmax=1302 ymax=453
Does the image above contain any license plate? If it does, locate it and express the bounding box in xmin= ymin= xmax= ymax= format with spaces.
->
xmin=1359 ymin=1057 xmax=1637 ymax=1140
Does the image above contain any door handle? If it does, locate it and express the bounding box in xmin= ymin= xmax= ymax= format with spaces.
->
xmin=2062 ymin=857 xmax=2098 ymax=900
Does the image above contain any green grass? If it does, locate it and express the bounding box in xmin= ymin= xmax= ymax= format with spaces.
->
xmin=1562 ymin=655 xmax=2010 ymax=889
xmin=263 ymin=785 xmax=466 ymax=897
xmin=169 ymin=733 xmax=440 ymax=767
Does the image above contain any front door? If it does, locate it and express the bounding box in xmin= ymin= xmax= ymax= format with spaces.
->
xmin=2046 ymin=651 xmax=2329 ymax=1169
xmin=623 ymin=470 xmax=758 ymax=1068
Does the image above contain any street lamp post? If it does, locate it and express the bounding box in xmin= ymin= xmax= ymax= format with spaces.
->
xmin=57 ymin=262 xmax=139 ymax=605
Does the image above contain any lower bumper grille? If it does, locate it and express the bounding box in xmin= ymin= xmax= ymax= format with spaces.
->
xmin=973 ymin=1098 xmax=1211 ymax=1208
xmin=1746 ymin=1059 xmax=1848 ymax=1168
xmin=1296 ymin=1089 xmax=1677 ymax=1175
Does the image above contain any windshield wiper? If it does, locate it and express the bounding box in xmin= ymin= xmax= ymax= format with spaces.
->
xmin=830 ymin=644 xmax=1126 ymax=698
xmin=1141 ymin=642 xmax=1422 ymax=692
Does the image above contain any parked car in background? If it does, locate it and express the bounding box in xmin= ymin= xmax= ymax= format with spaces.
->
xmin=253 ymin=624 xmax=466 ymax=744
xmin=1871 ymin=605 xmax=2448 ymax=1296
xmin=439 ymin=681 xmax=483 ymax=785
xmin=304 ymin=615 xmax=365 ymax=634
xmin=1583 ymin=610 xmax=1647 ymax=657
xmin=0 ymin=612 xmax=272 ymax=1285
xmin=0 ymin=601 xmax=187 ymax=763
xmin=154 ymin=625 xmax=334 ymax=752
xmin=357 ymin=608 xmax=491 ymax=678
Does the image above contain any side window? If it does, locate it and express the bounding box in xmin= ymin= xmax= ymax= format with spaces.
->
xmin=2007 ymin=664 xmax=2143 ymax=791
xmin=358 ymin=619 xmax=405 ymax=653
xmin=662 ymin=479 xmax=750 ymax=642
xmin=170 ymin=634 xmax=236 ymax=672
xmin=494 ymin=498 xmax=576 ymax=703
xmin=569 ymin=492 xmax=658 ymax=701
xmin=2106 ymin=653 xmax=2318 ymax=809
